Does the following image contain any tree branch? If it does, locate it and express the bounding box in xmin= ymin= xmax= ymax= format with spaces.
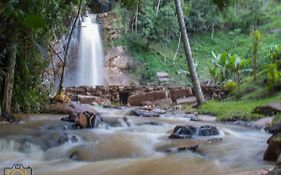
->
xmin=57 ymin=0 xmax=83 ymax=94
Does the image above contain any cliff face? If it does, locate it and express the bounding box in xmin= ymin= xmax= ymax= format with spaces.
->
xmin=98 ymin=12 xmax=139 ymax=86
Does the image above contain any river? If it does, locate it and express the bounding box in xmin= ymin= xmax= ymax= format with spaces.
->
xmin=0 ymin=106 xmax=274 ymax=175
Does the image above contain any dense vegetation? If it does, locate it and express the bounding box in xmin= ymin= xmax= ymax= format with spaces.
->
xmin=0 ymin=0 xmax=280 ymax=122
xmin=0 ymin=1 xmax=82 ymax=116
xmin=106 ymin=0 xmax=281 ymax=121
xmin=109 ymin=0 xmax=281 ymax=85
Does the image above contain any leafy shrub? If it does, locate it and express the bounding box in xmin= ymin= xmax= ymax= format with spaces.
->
xmin=210 ymin=51 xmax=251 ymax=84
xmin=264 ymin=64 xmax=281 ymax=91
xmin=223 ymin=80 xmax=238 ymax=94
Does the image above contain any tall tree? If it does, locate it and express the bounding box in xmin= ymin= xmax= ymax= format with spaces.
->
xmin=1 ymin=29 xmax=17 ymax=121
xmin=174 ymin=0 xmax=205 ymax=105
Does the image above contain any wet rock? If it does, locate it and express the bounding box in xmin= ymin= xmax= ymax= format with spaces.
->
xmin=206 ymin=137 xmax=223 ymax=144
xmin=46 ymin=124 xmax=73 ymax=131
xmin=269 ymin=122 xmax=281 ymax=134
xmin=152 ymin=108 xmax=166 ymax=114
xmin=137 ymin=122 xmax=162 ymax=126
xmin=169 ymin=87 xmax=193 ymax=102
xmin=166 ymin=144 xmax=199 ymax=153
xmin=130 ymin=108 xmax=161 ymax=117
xmin=169 ymin=125 xmax=197 ymax=139
xmin=252 ymin=117 xmax=273 ymax=131
xmin=156 ymin=139 xmax=205 ymax=153
xmin=264 ymin=132 xmax=281 ymax=161
xmin=70 ymin=151 xmax=81 ymax=160
xmin=269 ymin=154 xmax=281 ymax=175
xmin=58 ymin=133 xmax=79 ymax=145
xmin=198 ymin=125 xmax=219 ymax=136
xmin=254 ymin=103 xmax=281 ymax=116
xmin=76 ymin=111 xmax=102 ymax=129
xmin=128 ymin=90 xmax=169 ymax=106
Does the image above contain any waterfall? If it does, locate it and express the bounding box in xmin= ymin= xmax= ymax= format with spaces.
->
xmin=77 ymin=14 xmax=105 ymax=86
xmin=64 ymin=14 xmax=105 ymax=87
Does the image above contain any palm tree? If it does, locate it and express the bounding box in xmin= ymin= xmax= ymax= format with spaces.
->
xmin=174 ymin=0 xmax=205 ymax=105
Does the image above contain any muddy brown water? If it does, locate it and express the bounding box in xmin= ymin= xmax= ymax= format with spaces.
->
xmin=0 ymin=106 xmax=274 ymax=175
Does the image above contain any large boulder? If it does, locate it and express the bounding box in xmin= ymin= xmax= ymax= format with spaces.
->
xmin=264 ymin=132 xmax=281 ymax=161
xmin=105 ymin=46 xmax=137 ymax=85
xmin=169 ymin=87 xmax=193 ymax=102
xmin=198 ymin=125 xmax=219 ymax=136
xmin=169 ymin=125 xmax=197 ymax=139
xmin=254 ymin=103 xmax=281 ymax=116
xmin=128 ymin=90 xmax=169 ymax=106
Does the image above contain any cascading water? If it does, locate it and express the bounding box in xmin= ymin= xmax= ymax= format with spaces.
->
xmin=0 ymin=107 xmax=274 ymax=175
xmin=77 ymin=14 xmax=105 ymax=86
xmin=64 ymin=14 xmax=105 ymax=87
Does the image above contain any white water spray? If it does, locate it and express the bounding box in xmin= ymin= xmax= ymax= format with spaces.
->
xmin=77 ymin=14 xmax=105 ymax=86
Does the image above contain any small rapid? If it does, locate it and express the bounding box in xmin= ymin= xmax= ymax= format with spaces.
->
xmin=0 ymin=107 xmax=274 ymax=175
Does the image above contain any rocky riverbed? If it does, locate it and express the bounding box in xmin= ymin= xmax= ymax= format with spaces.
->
xmin=0 ymin=104 xmax=275 ymax=175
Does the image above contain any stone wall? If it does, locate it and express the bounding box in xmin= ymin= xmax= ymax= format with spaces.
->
xmin=66 ymin=85 xmax=226 ymax=106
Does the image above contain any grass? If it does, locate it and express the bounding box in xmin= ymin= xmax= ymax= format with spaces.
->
xmin=198 ymin=91 xmax=281 ymax=121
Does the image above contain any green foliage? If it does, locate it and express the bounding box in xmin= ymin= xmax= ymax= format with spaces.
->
xmin=0 ymin=0 xmax=78 ymax=113
xmin=184 ymin=0 xmax=224 ymax=33
xmin=209 ymin=51 xmax=229 ymax=83
xmin=251 ymin=30 xmax=261 ymax=80
xmin=262 ymin=45 xmax=281 ymax=92
xmin=210 ymin=51 xmax=251 ymax=84
xmin=264 ymin=64 xmax=281 ymax=91
xmin=198 ymin=92 xmax=281 ymax=121
xmin=223 ymin=0 xmax=265 ymax=33
xmin=270 ymin=45 xmax=281 ymax=68
xmin=138 ymin=2 xmax=179 ymax=46
xmin=223 ymin=80 xmax=237 ymax=94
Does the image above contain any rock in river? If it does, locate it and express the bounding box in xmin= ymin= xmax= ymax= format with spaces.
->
xmin=76 ymin=111 xmax=102 ymax=129
xmin=264 ymin=132 xmax=281 ymax=161
xmin=169 ymin=125 xmax=197 ymax=139
xmin=130 ymin=108 xmax=161 ymax=117
xmin=269 ymin=154 xmax=281 ymax=174
xmin=198 ymin=125 xmax=219 ymax=136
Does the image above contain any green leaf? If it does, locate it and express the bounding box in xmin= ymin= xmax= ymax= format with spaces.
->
xmin=22 ymin=15 xmax=46 ymax=29
xmin=219 ymin=51 xmax=228 ymax=66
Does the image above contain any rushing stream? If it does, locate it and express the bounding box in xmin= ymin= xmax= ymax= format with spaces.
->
xmin=0 ymin=106 xmax=273 ymax=175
